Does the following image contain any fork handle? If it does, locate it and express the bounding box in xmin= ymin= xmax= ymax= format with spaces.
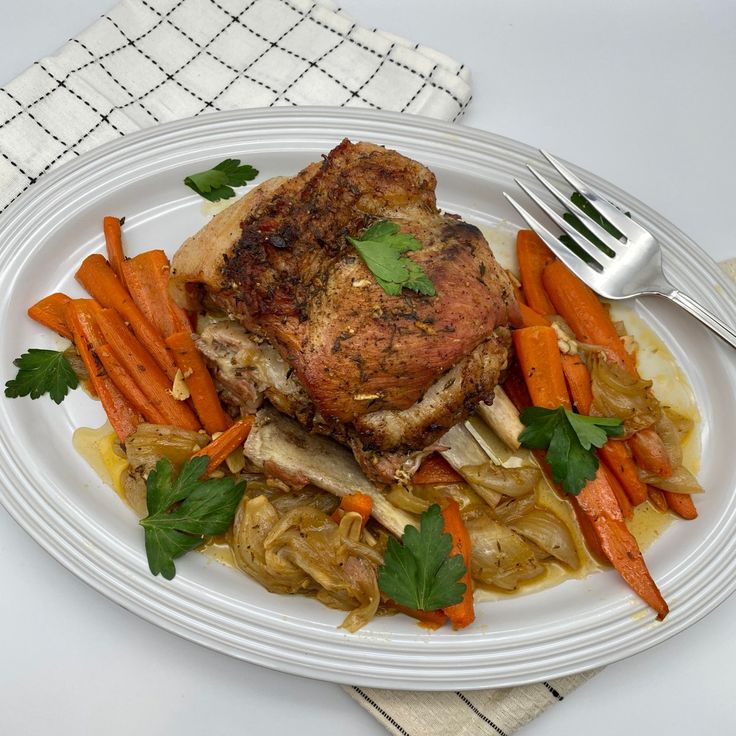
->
xmin=667 ymin=289 xmax=736 ymax=350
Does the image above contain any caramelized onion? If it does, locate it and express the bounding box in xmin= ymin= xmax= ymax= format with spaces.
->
xmin=460 ymin=463 xmax=540 ymax=499
xmin=640 ymin=466 xmax=703 ymax=494
xmin=388 ymin=484 xmax=432 ymax=514
xmin=463 ymin=509 xmax=545 ymax=590
xmin=508 ymin=509 xmax=580 ymax=569
xmin=589 ymin=354 xmax=660 ymax=436
xmin=125 ymin=423 xmax=208 ymax=472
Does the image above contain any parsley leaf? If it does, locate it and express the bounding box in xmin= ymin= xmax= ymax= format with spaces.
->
xmin=4 ymin=349 xmax=79 ymax=404
xmin=347 ymin=220 xmax=436 ymax=297
xmin=378 ymin=504 xmax=466 ymax=611
xmin=184 ymin=158 xmax=259 ymax=202
xmin=140 ymin=456 xmax=246 ymax=579
xmin=519 ymin=406 xmax=623 ymax=494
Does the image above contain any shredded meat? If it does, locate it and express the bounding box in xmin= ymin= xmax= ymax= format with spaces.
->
xmin=171 ymin=140 xmax=519 ymax=482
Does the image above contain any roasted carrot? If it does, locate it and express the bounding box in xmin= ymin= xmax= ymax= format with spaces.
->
xmin=165 ymin=330 xmax=231 ymax=435
xmin=338 ymin=493 xmax=373 ymax=525
xmin=516 ymin=230 xmax=556 ymax=315
xmin=64 ymin=300 xmax=140 ymax=441
xmin=76 ymin=254 xmax=178 ymax=379
xmin=560 ymin=354 xmax=593 ymax=414
xmin=599 ymin=441 xmax=649 ymax=506
xmin=601 ymin=463 xmax=633 ymax=520
xmin=440 ymin=499 xmax=475 ymax=630
xmin=513 ymin=326 xmax=570 ymax=410
xmin=412 ymin=453 xmax=464 ymax=485
xmin=590 ymin=513 xmax=669 ymax=620
xmin=94 ymin=306 xmax=201 ymax=431
xmin=543 ymin=260 xmax=637 ymax=373
xmin=122 ymin=250 xmax=191 ymax=338
xmin=518 ymin=302 xmax=551 ymax=328
xmin=103 ymin=216 xmax=126 ymax=285
xmin=95 ymin=343 xmax=167 ymax=425
xmin=193 ymin=416 xmax=255 ymax=475
xmin=569 ymin=497 xmax=609 ymax=565
xmin=28 ymin=293 xmax=73 ymax=340
xmin=629 ymin=428 xmax=674 ymax=478
xmin=389 ymin=601 xmax=447 ymax=630
xmin=663 ymin=491 xmax=698 ymax=520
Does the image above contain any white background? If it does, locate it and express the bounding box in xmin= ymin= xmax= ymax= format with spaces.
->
xmin=2 ymin=1 xmax=735 ymax=733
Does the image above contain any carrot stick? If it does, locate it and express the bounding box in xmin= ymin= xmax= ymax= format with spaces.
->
xmin=599 ymin=441 xmax=649 ymax=505
xmin=629 ymin=428 xmax=674 ymax=477
xmin=516 ymin=230 xmax=556 ymax=315
xmin=192 ymin=416 xmax=255 ymax=475
xmin=412 ymin=453 xmax=464 ymax=485
xmin=122 ymin=250 xmax=191 ymax=338
xmin=569 ymin=497 xmax=609 ymax=565
xmin=575 ymin=468 xmax=668 ymax=618
xmin=543 ymin=260 xmax=637 ymax=373
xmin=647 ymin=486 xmax=669 ymax=513
xmin=338 ymin=493 xmax=374 ymax=525
xmin=95 ymin=343 xmax=167 ymax=425
xmin=519 ymin=302 xmax=551 ymax=328
xmin=389 ymin=601 xmax=447 ymax=629
xmin=663 ymin=491 xmax=698 ymax=520
xmin=513 ymin=326 xmax=570 ymax=410
xmin=561 ymin=354 xmax=593 ymax=414
xmin=593 ymin=514 xmax=669 ymax=619
xmin=165 ymin=330 xmax=231 ymax=435
xmin=76 ymin=254 xmax=178 ymax=379
xmin=94 ymin=306 xmax=200 ymax=431
xmin=561 ymin=354 xmax=649 ymax=506
xmin=28 ymin=293 xmax=73 ymax=340
xmin=601 ymin=463 xmax=633 ymax=520
xmin=103 ymin=216 xmax=126 ymax=285
xmin=65 ymin=300 xmax=140 ymax=441
xmin=440 ymin=499 xmax=475 ymax=630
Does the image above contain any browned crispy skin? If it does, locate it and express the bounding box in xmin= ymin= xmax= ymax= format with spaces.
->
xmin=171 ymin=139 xmax=519 ymax=481
xmin=217 ymin=140 xmax=517 ymax=421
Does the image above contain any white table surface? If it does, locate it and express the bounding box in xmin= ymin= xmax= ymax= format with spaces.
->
xmin=2 ymin=1 xmax=735 ymax=733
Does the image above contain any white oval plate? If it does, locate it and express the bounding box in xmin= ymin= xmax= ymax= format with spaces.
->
xmin=1 ymin=108 xmax=735 ymax=690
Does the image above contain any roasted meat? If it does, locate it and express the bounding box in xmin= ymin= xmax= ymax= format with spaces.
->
xmin=171 ymin=140 xmax=519 ymax=481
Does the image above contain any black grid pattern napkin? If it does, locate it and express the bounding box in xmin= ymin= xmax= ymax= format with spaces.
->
xmin=0 ymin=0 xmax=471 ymax=213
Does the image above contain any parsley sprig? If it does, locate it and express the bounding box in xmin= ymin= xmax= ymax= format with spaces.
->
xmin=378 ymin=504 xmax=465 ymax=611
xmin=519 ymin=406 xmax=623 ymax=494
xmin=184 ymin=158 xmax=259 ymax=202
xmin=140 ymin=456 xmax=246 ymax=579
xmin=4 ymin=349 xmax=78 ymax=404
xmin=347 ymin=220 xmax=436 ymax=297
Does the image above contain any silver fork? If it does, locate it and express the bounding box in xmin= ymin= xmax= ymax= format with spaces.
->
xmin=504 ymin=151 xmax=736 ymax=350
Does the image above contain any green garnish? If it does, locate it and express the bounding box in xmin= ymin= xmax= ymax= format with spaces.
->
xmin=4 ymin=348 xmax=78 ymax=404
xmin=347 ymin=220 xmax=436 ymax=297
xmin=140 ymin=456 xmax=246 ymax=580
xmin=378 ymin=504 xmax=465 ymax=611
xmin=184 ymin=158 xmax=259 ymax=202
xmin=519 ymin=406 xmax=624 ymax=494
xmin=560 ymin=192 xmax=630 ymax=263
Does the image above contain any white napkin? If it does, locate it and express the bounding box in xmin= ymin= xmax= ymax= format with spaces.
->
xmin=0 ymin=0 xmax=471 ymax=213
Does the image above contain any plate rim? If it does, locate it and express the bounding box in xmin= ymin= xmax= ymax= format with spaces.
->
xmin=1 ymin=106 xmax=735 ymax=690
